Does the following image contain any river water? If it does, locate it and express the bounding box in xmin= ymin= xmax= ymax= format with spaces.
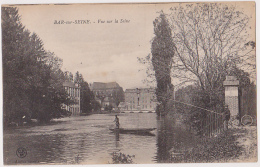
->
xmin=4 ymin=113 xmax=198 ymax=164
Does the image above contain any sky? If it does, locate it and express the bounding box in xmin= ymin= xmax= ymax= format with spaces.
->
xmin=14 ymin=4 xmax=171 ymax=90
xmin=4 ymin=2 xmax=256 ymax=90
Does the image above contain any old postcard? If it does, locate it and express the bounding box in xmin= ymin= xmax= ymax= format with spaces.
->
xmin=1 ymin=1 xmax=257 ymax=165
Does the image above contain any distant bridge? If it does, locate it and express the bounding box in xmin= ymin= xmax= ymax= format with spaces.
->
xmin=121 ymin=110 xmax=156 ymax=114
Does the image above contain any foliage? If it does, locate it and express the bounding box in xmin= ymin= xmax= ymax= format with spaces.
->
xmin=74 ymin=71 xmax=98 ymax=113
xmin=2 ymin=7 xmax=71 ymax=126
xmin=151 ymin=12 xmax=175 ymax=116
xmin=64 ymin=71 xmax=74 ymax=82
xmin=240 ymin=83 xmax=256 ymax=120
xmin=170 ymin=129 xmax=244 ymax=163
xmin=111 ymin=152 xmax=135 ymax=164
xmin=104 ymin=104 xmax=113 ymax=112
xmin=111 ymin=87 xmax=125 ymax=107
xmin=91 ymin=100 xmax=101 ymax=112
xmin=174 ymin=67 xmax=255 ymax=134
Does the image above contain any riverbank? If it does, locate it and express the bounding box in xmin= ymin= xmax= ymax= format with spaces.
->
xmin=233 ymin=125 xmax=257 ymax=162
xmin=5 ymin=113 xmax=99 ymax=129
xmin=170 ymin=125 xmax=257 ymax=163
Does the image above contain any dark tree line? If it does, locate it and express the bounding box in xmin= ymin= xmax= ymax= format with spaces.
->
xmin=2 ymin=7 xmax=70 ymax=125
xmin=2 ymin=7 xmax=72 ymax=126
xmin=2 ymin=7 xmax=101 ymax=126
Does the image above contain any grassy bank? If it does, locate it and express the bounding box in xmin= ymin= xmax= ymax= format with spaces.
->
xmin=170 ymin=125 xmax=257 ymax=163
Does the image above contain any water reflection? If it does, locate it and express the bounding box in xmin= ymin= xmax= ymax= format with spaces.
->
xmin=156 ymin=118 xmax=171 ymax=163
xmin=156 ymin=116 xmax=199 ymax=163
xmin=115 ymin=132 xmax=120 ymax=148
xmin=4 ymin=113 xmax=198 ymax=164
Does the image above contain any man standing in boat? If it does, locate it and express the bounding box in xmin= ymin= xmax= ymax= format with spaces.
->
xmin=114 ymin=115 xmax=120 ymax=129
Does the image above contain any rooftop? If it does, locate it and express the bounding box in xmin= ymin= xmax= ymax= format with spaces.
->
xmin=90 ymin=82 xmax=121 ymax=90
xmin=63 ymin=81 xmax=80 ymax=88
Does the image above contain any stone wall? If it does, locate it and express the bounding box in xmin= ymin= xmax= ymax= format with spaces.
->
xmin=223 ymin=76 xmax=239 ymax=117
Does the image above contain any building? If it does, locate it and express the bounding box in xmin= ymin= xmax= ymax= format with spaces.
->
xmin=63 ymin=81 xmax=81 ymax=116
xmin=89 ymin=82 xmax=124 ymax=108
xmin=124 ymin=88 xmax=157 ymax=111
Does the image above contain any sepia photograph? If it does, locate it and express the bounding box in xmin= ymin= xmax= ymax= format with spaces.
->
xmin=1 ymin=1 xmax=257 ymax=165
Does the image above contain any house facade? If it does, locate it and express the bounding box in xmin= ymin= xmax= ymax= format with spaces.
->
xmin=63 ymin=81 xmax=81 ymax=116
xmin=124 ymin=88 xmax=157 ymax=111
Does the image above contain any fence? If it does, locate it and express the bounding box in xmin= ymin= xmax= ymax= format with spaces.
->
xmin=173 ymin=99 xmax=226 ymax=138
xmin=200 ymin=112 xmax=225 ymax=137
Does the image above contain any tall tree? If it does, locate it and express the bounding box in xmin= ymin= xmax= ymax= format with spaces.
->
xmin=2 ymin=7 xmax=71 ymax=125
xmin=167 ymin=3 xmax=256 ymax=118
xmin=2 ymin=7 xmax=45 ymax=125
xmin=35 ymin=52 xmax=72 ymax=122
xmin=151 ymin=13 xmax=175 ymax=116
xmin=168 ymin=3 xmax=254 ymax=91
